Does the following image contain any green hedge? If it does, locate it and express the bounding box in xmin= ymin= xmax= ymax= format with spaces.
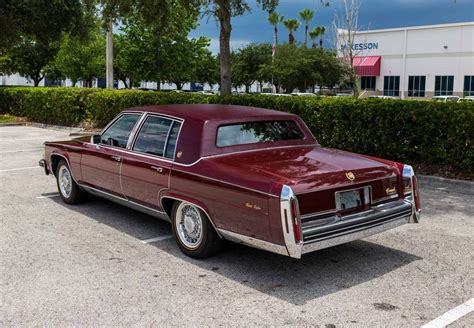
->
xmin=0 ymin=87 xmax=473 ymax=173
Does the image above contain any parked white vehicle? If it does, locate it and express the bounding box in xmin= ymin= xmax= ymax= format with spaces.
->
xmin=368 ymin=96 xmax=400 ymax=100
xmin=261 ymin=93 xmax=292 ymax=97
xmin=291 ymin=92 xmax=317 ymax=97
xmin=458 ymin=96 xmax=474 ymax=103
xmin=195 ymin=91 xmax=215 ymax=96
xmin=431 ymin=96 xmax=460 ymax=102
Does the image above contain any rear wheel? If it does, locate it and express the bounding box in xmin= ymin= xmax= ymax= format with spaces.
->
xmin=171 ymin=201 xmax=223 ymax=258
xmin=56 ymin=159 xmax=87 ymax=204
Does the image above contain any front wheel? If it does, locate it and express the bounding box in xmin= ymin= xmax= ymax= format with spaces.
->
xmin=171 ymin=201 xmax=223 ymax=258
xmin=56 ymin=159 xmax=87 ymax=204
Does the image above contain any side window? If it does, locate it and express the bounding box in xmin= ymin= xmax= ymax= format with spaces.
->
xmin=101 ymin=114 xmax=141 ymax=148
xmin=165 ymin=121 xmax=182 ymax=159
xmin=133 ymin=116 xmax=173 ymax=157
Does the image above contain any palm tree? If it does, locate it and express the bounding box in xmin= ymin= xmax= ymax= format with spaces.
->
xmin=299 ymin=9 xmax=314 ymax=47
xmin=268 ymin=12 xmax=284 ymax=48
xmin=283 ymin=19 xmax=300 ymax=46
xmin=309 ymin=27 xmax=320 ymax=49
xmin=319 ymin=26 xmax=326 ymax=48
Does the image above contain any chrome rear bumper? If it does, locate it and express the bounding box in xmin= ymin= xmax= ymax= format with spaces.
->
xmin=217 ymin=198 xmax=420 ymax=259
xmin=287 ymin=199 xmax=419 ymax=258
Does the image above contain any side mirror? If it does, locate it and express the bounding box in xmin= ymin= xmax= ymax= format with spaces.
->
xmin=91 ymin=134 xmax=101 ymax=144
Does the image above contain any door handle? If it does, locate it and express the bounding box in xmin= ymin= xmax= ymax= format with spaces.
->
xmin=151 ymin=166 xmax=164 ymax=173
xmin=111 ymin=155 xmax=121 ymax=162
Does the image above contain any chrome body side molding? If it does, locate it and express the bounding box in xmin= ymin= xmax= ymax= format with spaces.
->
xmin=217 ymin=229 xmax=289 ymax=257
xmin=79 ymin=184 xmax=169 ymax=221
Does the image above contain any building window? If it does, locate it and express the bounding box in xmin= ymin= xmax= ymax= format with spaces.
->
xmin=408 ymin=76 xmax=426 ymax=97
xmin=435 ymin=76 xmax=454 ymax=96
xmin=361 ymin=76 xmax=376 ymax=90
xmin=383 ymin=76 xmax=400 ymax=96
xmin=464 ymin=76 xmax=474 ymax=96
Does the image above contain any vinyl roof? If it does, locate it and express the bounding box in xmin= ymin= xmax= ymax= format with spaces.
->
xmin=124 ymin=104 xmax=293 ymax=122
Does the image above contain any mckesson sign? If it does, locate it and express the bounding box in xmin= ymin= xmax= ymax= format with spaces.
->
xmin=341 ymin=42 xmax=379 ymax=51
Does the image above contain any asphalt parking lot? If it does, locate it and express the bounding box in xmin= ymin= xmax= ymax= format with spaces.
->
xmin=1 ymin=125 xmax=473 ymax=327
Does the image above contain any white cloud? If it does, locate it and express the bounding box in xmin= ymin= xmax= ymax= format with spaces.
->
xmin=207 ymin=38 xmax=253 ymax=54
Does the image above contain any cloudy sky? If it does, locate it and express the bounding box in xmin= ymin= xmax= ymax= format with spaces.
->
xmin=189 ymin=0 xmax=474 ymax=52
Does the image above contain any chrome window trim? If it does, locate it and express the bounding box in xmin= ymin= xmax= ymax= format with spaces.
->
xmin=98 ymin=112 xmax=144 ymax=151
xmin=129 ymin=113 xmax=183 ymax=160
xmin=162 ymin=120 xmax=174 ymax=157
xmin=170 ymin=120 xmax=183 ymax=161
xmin=126 ymin=113 xmax=148 ymax=150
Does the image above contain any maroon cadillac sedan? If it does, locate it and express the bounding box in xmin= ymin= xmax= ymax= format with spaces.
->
xmin=39 ymin=104 xmax=421 ymax=259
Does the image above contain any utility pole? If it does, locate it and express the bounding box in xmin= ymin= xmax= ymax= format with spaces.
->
xmin=106 ymin=16 xmax=114 ymax=89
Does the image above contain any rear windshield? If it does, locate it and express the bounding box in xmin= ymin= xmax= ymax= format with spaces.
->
xmin=216 ymin=120 xmax=304 ymax=147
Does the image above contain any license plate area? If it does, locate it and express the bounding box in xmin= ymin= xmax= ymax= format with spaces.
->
xmin=336 ymin=186 xmax=371 ymax=215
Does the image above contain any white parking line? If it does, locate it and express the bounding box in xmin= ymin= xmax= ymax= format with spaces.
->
xmin=0 ymin=148 xmax=42 ymax=154
xmin=0 ymin=166 xmax=41 ymax=172
xmin=422 ymin=298 xmax=474 ymax=328
xmin=140 ymin=235 xmax=174 ymax=244
xmin=36 ymin=194 xmax=60 ymax=199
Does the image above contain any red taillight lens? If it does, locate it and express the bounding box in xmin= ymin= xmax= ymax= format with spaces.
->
xmin=290 ymin=199 xmax=301 ymax=243
xmin=412 ymin=175 xmax=421 ymax=211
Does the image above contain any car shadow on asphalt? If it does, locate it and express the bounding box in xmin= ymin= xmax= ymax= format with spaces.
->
xmin=51 ymin=196 xmax=423 ymax=306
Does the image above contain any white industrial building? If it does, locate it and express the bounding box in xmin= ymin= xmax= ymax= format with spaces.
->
xmin=338 ymin=22 xmax=474 ymax=99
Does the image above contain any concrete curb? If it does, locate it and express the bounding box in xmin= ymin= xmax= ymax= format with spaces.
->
xmin=0 ymin=122 xmax=28 ymax=127
xmin=418 ymin=175 xmax=473 ymax=195
xmin=28 ymin=122 xmax=84 ymax=133
xmin=69 ymin=131 xmax=95 ymax=136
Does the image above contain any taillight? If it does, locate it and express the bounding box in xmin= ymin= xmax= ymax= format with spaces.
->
xmin=412 ymin=175 xmax=421 ymax=211
xmin=290 ymin=198 xmax=301 ymax=243
xmin=402 ymin=165 xmax=421 ymax=212
xmin=280 ymin=185 xmax=303 ymax=254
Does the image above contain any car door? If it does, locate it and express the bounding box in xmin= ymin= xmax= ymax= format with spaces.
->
xmin=80 ymin=113 xmax=142 ymax=196
xmin=120 ymin=114 xmax=182 ymax=211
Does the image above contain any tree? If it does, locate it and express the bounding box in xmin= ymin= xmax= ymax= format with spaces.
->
xmin=162 ymin=37 xmax=213 ymax=90
xmin=232 ymin=43 xmax=272 ymax=92
xmin=283 ymin=19 xmax=300 ymax=46
xmin=54 ymin=30 xmax=105 ymax=87
xmin=319 ymin=26 xmax=326 ymax=48
xmin=0 ymin=0 xmax=87 ymax=52
xmin=268 ymin=12 xmax=284 ymax=52
xmin=195 ymin=51 xmax=220 ymax=89
xmin=113 ymin=6 xmax=203 ymax=89
xmin=96 ymin=0 xmax=200 ymax=88
xmin=198 ymin=1 xmax=278 ymax=95
xmin=299 ymin=8 xmax=314 ymax=47
xmin=309 ymin=27 xmax=320 ymax=49
xmin=0 ymin=38 xmax=58 ymax=86
xmin=0 ymin=0 xmax=90 ymax=86
xmin=259 ymin=44 xmax=347 ymax=93
xmin=334 ymin=0 xmax=362 ymax=96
